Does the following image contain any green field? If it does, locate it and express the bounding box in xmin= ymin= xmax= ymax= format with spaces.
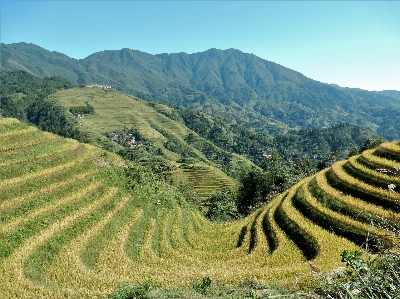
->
xmin=49 ymin=87 xmax=243 ymax=197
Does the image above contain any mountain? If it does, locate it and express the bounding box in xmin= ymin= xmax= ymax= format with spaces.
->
xmin=2 ymin=42 xmax=400 ymax=140
xmin=378 ymin=90 xmax=400 ymax=101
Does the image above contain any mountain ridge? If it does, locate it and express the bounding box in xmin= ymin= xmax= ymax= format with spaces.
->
xmin=2 ymin=42 xmax=400 ymax=140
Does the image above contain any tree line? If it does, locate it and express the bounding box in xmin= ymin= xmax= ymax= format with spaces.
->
xmin=0 ymin=70 xmax=85 ymax=141
xmin=156 ymin=107 xmax=383 ymax=167
xmin=205 ymin=136 xmax=384 ymax=221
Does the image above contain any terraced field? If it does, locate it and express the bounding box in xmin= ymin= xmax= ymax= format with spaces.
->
xmin=1 ymin=118 xmax=399 ymax=298
xmin=171 ymin=165 xmax=237 ymax=198
xmin=48 ymin=87 xmax=249 ymax=197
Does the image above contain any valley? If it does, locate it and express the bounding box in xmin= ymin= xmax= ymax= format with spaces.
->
xmin=1 ymin=43 xmax=400 ymax=298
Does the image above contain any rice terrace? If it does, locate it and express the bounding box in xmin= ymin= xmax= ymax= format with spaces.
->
xmin=2 ymin=1 xmax=400 ymax=297
xmin=1 ymin=116 xmax=400 ymax=298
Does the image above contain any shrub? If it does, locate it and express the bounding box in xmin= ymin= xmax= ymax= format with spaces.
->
xmin=194 ymin=277 xmax=212 ymax=295
xmin=177 ymin=157 xmax=199 ymax=164
xmin=108 ymin=282 xmax=157 ymax=299
xmin=205 ymin=188 xmax=238 ymax=221
xmin=317 ymin=250 xmax=400 ymax=299
xmin=69 ymin=103 xmax=95 ymax=115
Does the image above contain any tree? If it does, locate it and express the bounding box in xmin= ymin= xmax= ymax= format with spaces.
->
xmin=236 ymin=152 xmax=318 ymax=217
xmin=360 ymin=137 xmax=385 ymax=153
xmin=261 ymin=150 xmax=293 ymax=193
xmin=205 ymin=188 xmax=238 ymax=221
xmin=348 ymin=146 xmax=360 ymax=158
xmin=236 ymin=167 xmax=268 ymax=216
xmin=294 ymin=157 xmax=317 ymax=180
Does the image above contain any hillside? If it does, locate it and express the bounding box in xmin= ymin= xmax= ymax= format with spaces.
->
xmin=1 ymin=118 xmax=400 ymax=298
xmin=2 ymin=69 xmax=384 ymax=203
xmin=2 ymin=42 xmax=400 ymax=140
xmin=48 ymin=86 xmax=383 ymax=192
xmin=48 ymin=86 xmax=242 ymax=196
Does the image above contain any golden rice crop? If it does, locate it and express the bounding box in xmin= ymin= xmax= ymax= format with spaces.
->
xmin=95 ymin=209 xmax=144 ymax=278
xmin=278 ymin=178 xmax=359 ymax=273
xmin=2 ymin=118 xmax=400 ymax=298
xmin=379 ymin=141 xmax=400 ymax=154
xmin=0 ymin=130 xmax=57 ymax=152
xmin=347 ymin=155 xmax=400 ymax=185
xmin=0 ymin=187 xmax=120 ymax=299
xmin=0 ymin=126 xmax=37 ymax=139
xmin=0 ymin=169 xmax=98 ymax=212
xmin=1 ymin=180 xmax=103 ymax=234
xmin=0 ymin=137 xmax=78 ymax=167
xmin=360 ymin=149 xmax=399 ymax=169
xmin=0 ymin=118 xmax=20 ymax=125
xmin=43 ymin=195 xmax=132 ymax=291
xmin=0 ymin=146 xmax=99 ymax=189
xmin=331 ymin=160 xmax=400 ymax=201
xmin=183 ymin=211 xmax=250 ymax=254
xmin=315 ymin=169 xmax=400 ymax=222
xmin=300 ymin=176 xmax=395 ymax=249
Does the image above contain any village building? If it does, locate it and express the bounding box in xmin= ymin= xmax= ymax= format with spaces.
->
xmin=107 ymin=131 xmax=142 ymax=148
xmin=85 ymin=83 xmax=112 ymax=89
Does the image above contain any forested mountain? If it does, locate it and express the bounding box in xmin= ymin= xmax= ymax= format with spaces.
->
xmin=378 ymin=90 xmax=400 ymax=101
xmin=2 ymin=42 xmax=400 ymax=140
xmin=156 ymin=107 xmax=381 ymax=165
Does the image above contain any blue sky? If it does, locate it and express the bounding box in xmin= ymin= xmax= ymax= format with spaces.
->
xmin=1 ymin=1 xmax=400 ymax=91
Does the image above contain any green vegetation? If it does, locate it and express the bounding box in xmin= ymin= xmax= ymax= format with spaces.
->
xmin=45 ymin=82 xmax=384 ymax=205
xmin=3 ymin=43 xmax=400 ymax=140
xmin=1 ymin=68 xmax=400 ymax=298
xmin=317 ymin=249 xmax=400 ymax=299
xmin=0 ymin=70 xmax=84 ymax=140
xmin=161 ymin=108 xmax=382 ymax=166
xmin=205 ymin=189 xmax=238 ymax=221
xmin=47 ymin=85 xmax=248 ymax=196
xmin=69 ymin=103 xmax=95 ymax=115
xmin=1 ymin=70 xmax=385 ymax=202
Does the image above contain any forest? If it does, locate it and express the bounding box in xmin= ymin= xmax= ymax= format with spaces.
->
xmin=0 ymin=70 xmax=84 ymax=141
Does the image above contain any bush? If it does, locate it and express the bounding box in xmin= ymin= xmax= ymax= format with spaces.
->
xmin=69 ymin=103 xmax=95 ymax=115
xmin=205 ymin=189 xmax=238 ymax=221
xmin=317 ymin=250 xmax=400 ymax=299
xmin=176 ymin=181 xmax=201 ymax=205
xmin=177 ymin=157 xmax=199 ymax=164
xmin=194 ymin=277 xmax=212 ymax=295
xmin=108 ymin=281 xmax=157 ymax=299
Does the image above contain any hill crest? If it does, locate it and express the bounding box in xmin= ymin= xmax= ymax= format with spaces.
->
xmin=2 ymin=42 xmax=400 ymax=140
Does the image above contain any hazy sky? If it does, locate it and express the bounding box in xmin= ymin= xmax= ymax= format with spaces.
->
xmin=1 ymin=1 xmax=400 ymax=91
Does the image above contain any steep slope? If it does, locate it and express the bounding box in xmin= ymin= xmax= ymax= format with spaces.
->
xmin=48 ymin=86 xmax=241 ymax=196
xmin=1 ymin=43 xmax=83 ymax=83
xmin=2 ymin=43 xmax=400 ymax=139
xmin=1 ymin=118 xmax=399 ymax=299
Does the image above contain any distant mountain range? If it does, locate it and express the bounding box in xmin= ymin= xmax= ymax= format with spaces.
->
xmin=2 ymin=42 xmax=400 ymax=140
